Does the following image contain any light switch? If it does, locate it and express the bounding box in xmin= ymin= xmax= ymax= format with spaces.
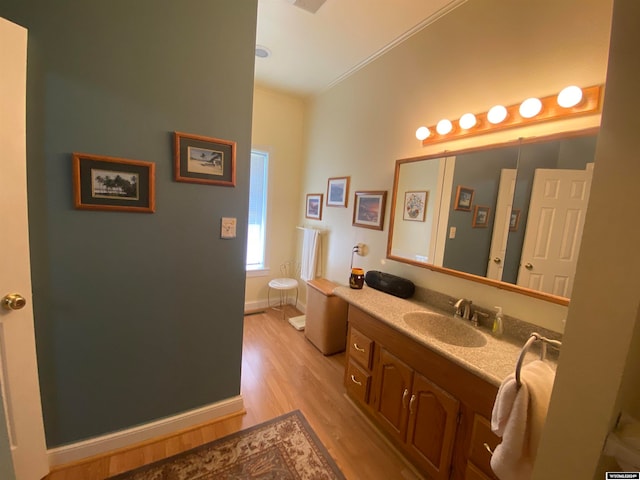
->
xmin=221 ymin=217 xmax=236 ymax=239
xmin=449 ymin=226 xmax=456 ymax=239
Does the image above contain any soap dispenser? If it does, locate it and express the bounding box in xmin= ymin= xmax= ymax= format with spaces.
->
xmin=492 ymin=306 xmax=504 ymax=337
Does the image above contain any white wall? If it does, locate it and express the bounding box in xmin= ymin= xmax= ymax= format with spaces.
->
xmin=302 ymin=0 xmax=612 ymax=332
xmin=246 ymin=85 xmax=307 ymax=310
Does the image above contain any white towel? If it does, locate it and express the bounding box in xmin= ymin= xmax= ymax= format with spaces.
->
xmin=490 ymin=360 xmax=555 ymax=480
xmin=300 ymin=228 xmax=320 ymax=281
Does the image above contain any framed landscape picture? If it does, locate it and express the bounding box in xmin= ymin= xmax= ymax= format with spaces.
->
xmin=454 ymin=185 xmax=474 ymax=211
xmin=472 ymin=205 xmax=491 ymax=228
xmin=353 ymin=190 xmax=387 ymax=230
xmin=326 ymin=176 xmax=350 ymax=207
xmin=174 ymin=131 xmax=236 ymax=187
xmin=305 ymin=193 xmax=323 ymax=220
xmin=72 ymin=153 xmax=155 ymax=213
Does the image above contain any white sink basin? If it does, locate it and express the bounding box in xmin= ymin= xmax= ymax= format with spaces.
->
xmin=402 ymin=311 xmax=487 ymax=348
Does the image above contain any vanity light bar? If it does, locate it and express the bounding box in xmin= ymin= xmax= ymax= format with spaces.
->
xmin=418 ymin=85 xmax=603 ymax=146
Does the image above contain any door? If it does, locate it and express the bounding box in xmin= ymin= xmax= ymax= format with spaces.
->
xmin=406 ymin=373 xmax=459 ymax=480
xmin=0 ymin=17 xmax=49 ymax=480
xmin=373 ymin=348 xmax=413 ymax=443
xmin=486 ymin=169 xmax=517 ymax=280
xmin=517 ymin=165 xmax=594 ymax=297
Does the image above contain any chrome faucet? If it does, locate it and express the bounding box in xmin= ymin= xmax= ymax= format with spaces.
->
xmin=453 ymin=298 xmax=472 ymax=320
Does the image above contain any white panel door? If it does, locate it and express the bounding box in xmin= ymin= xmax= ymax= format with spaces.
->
xmin=487 ymin=169 xmax=516 ymax=280
xmin=517 ymin=165 xmax=594 ymax=297
xmin=0 ymin=17 xmax=49 ymax=480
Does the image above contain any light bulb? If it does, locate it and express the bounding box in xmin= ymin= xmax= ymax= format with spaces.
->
xmin=459 ymin=113 xmax=477 ymax=130
xmin=487 ymin=105 xmax=507 ymax=124
xmin=519 ymin=97 xmax=542 ymax=118
xmin=436 ymin=119 xmax=453 ymax=135
xmin=415 ymin=126 xmax=430 ymax=140
xmin=557 ymin=85 xmax=583 ymax=108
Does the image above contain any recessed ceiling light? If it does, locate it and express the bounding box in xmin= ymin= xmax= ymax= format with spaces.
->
xmin=255 ymin=45 xmax=271 ymax=59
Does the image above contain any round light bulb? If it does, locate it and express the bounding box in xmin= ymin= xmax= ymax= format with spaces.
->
xmin=557 ymin=85 xmax=583 ymax=108
xmin=487 ymin=105 xmax=508 ymax=124
xmin=436 ymin=119 xmax=453 ymax=135
xmin=519 ymin=97 xmax=542 ymax=118
xmin=459 ymin=113 xmax=477 ymax=130
xmin=415 ymin=126 xmax=430 ymax=140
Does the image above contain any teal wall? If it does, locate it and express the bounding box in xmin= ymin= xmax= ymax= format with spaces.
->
xmin=0 ymin=1 xmax=257 ymax=447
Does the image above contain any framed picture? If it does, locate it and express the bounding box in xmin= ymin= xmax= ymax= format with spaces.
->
xmin=454 ymin=185 xmax=474 ymax=211
xmin=403 ymin=191 xmax=428 ymax=221
xmin=305 ymin=193 xmax=323 ymax=220
xmin=326 ymin=176 xmax=350 ymax=207
xmin=353 ymin=190 xmax=387 ymax=230
xmin=72 ymin=153 xmax=155 ymax=213
xmin=472 ymin=205 xmax=491 ymax=228
xmin=509 ymin=209 xmax=521 ymax=232
xmin=174 ymin=131 xmax=236 ymax=187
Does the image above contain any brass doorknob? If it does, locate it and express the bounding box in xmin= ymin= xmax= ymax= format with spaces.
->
xmin=2 ymin=293 xmax=26 ymax=311
xmin=524 ymin=263 xmax=534 ymax=270
xmin=493 ymin=257 xmax=502 ymax=264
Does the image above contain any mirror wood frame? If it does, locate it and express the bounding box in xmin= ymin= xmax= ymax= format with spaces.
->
xmin=387 ymin=126 xmax=600 ymax=306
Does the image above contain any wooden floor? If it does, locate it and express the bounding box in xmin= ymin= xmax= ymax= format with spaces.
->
xmin=45 ymin=307 xmax=422 ymax=480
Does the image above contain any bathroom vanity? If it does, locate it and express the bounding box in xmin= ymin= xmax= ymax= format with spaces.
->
xmin=335 ymin=286 xmax=549 ymax=480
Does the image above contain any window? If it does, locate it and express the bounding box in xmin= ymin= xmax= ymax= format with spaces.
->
xmin=246 ymin=150 xmax=268 ymax=271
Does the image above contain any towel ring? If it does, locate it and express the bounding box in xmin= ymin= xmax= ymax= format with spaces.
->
xmin=515 ymin=332 xmax=562 ymax=388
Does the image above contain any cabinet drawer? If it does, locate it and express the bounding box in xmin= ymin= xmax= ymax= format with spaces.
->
xmin=469 ymin=414 xmax=499 ymax=479
xmin=349 ymin=326 xmax=373 ymax=370
xmin=346 ymin=360 xmax=371 ymax=405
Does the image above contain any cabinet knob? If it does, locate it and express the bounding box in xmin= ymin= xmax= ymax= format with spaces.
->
xmin=353 ymin=343 xmax=365 ymax=353
xmin=350 ymin=375 xmax=362 ymax=386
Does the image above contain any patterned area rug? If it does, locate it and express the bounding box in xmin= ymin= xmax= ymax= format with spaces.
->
xmin=108 ymin=410 xmax=346 ymax=479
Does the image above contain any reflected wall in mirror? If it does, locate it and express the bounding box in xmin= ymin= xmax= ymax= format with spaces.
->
xmin=387 ymin=129 xmax=598 ymax=305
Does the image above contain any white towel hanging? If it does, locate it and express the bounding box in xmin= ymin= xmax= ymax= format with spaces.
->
xmin=300 ymin=228 xmax=320 ymax=281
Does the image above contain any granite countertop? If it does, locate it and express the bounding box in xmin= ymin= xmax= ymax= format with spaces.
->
xmin=334 ymin=285 xmax=552 ymax=387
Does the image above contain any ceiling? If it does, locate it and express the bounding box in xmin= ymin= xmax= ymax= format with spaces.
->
xmin=254 ymin=0 xmax=466 ymax=98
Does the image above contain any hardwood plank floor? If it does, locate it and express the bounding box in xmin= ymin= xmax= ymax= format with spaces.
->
xmin=46 ymin=307 xmax=422 ymax=479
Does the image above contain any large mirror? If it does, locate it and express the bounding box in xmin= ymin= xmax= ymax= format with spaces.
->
xmin=387 ymin=128 xmax=598 ymax=305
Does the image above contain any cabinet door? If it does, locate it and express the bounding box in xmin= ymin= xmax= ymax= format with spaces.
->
xmin=373 ymin=348 xmax=413 ymax=442
xmin=406 ymin=373 xmax=460 ymax=480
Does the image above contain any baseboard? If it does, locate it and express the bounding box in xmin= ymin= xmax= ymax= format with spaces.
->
xmin=244 ymin=299 xmax=306 ymax=313
xmin=47 ymin=395 xmax=245 ymax=467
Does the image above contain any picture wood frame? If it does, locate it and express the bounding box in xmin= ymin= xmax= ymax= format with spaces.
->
xmin=326 ymin=176 xmax=350 ymax=207
xmin=305 ymin=193 xmax=323 ymax=220
xmin=472 ymin=205 xmax=491 ymax=228
xmin=174 ymin=131 xmax=236 ymax=187
xmin=72 ymin=153 xmax=155 ymax=213
xmin=454 ymin=185 xmax=474 ymax=211
xmin=353 ymin=190 xmax=387 ymax=230
xmin=403 ymin=191 xmax=428 ymax=221
xmin=509 ymin=209 xmax=521 ymax=232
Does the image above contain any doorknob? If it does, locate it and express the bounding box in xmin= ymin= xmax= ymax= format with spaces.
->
xmin=2 ymin=293 xmax=26 ymax=311
xmin=493 ymin=257 xmax=502 ymax=264
xmin=524 ymin=263 xmax=534 ymax=270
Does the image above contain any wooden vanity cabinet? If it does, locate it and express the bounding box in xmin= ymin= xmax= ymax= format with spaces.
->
xmin=344 ymin=305 xmax=500 ymax=480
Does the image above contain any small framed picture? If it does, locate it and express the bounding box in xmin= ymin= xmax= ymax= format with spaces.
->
xmin=509 ymin=209 xmax=521 ymax=232
xmin=305 ymin=193 xmax=323 ymax=220
xmin=174 ymin=131 xmax=236 ymax=187
xmin=472 ymin=205 xmax=491 ymax=228
xmin=403 ymin=191 xmax=428 ymax=222
xmin=72 ymin=153 xmax=155 ymax=213
xmin=353 ymin=190 xmax=387 ymax=230
xmin=326 ymin=176 xmax=350 ymax=207
xmin=454 ymin=185 xmax=474 ymax=211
